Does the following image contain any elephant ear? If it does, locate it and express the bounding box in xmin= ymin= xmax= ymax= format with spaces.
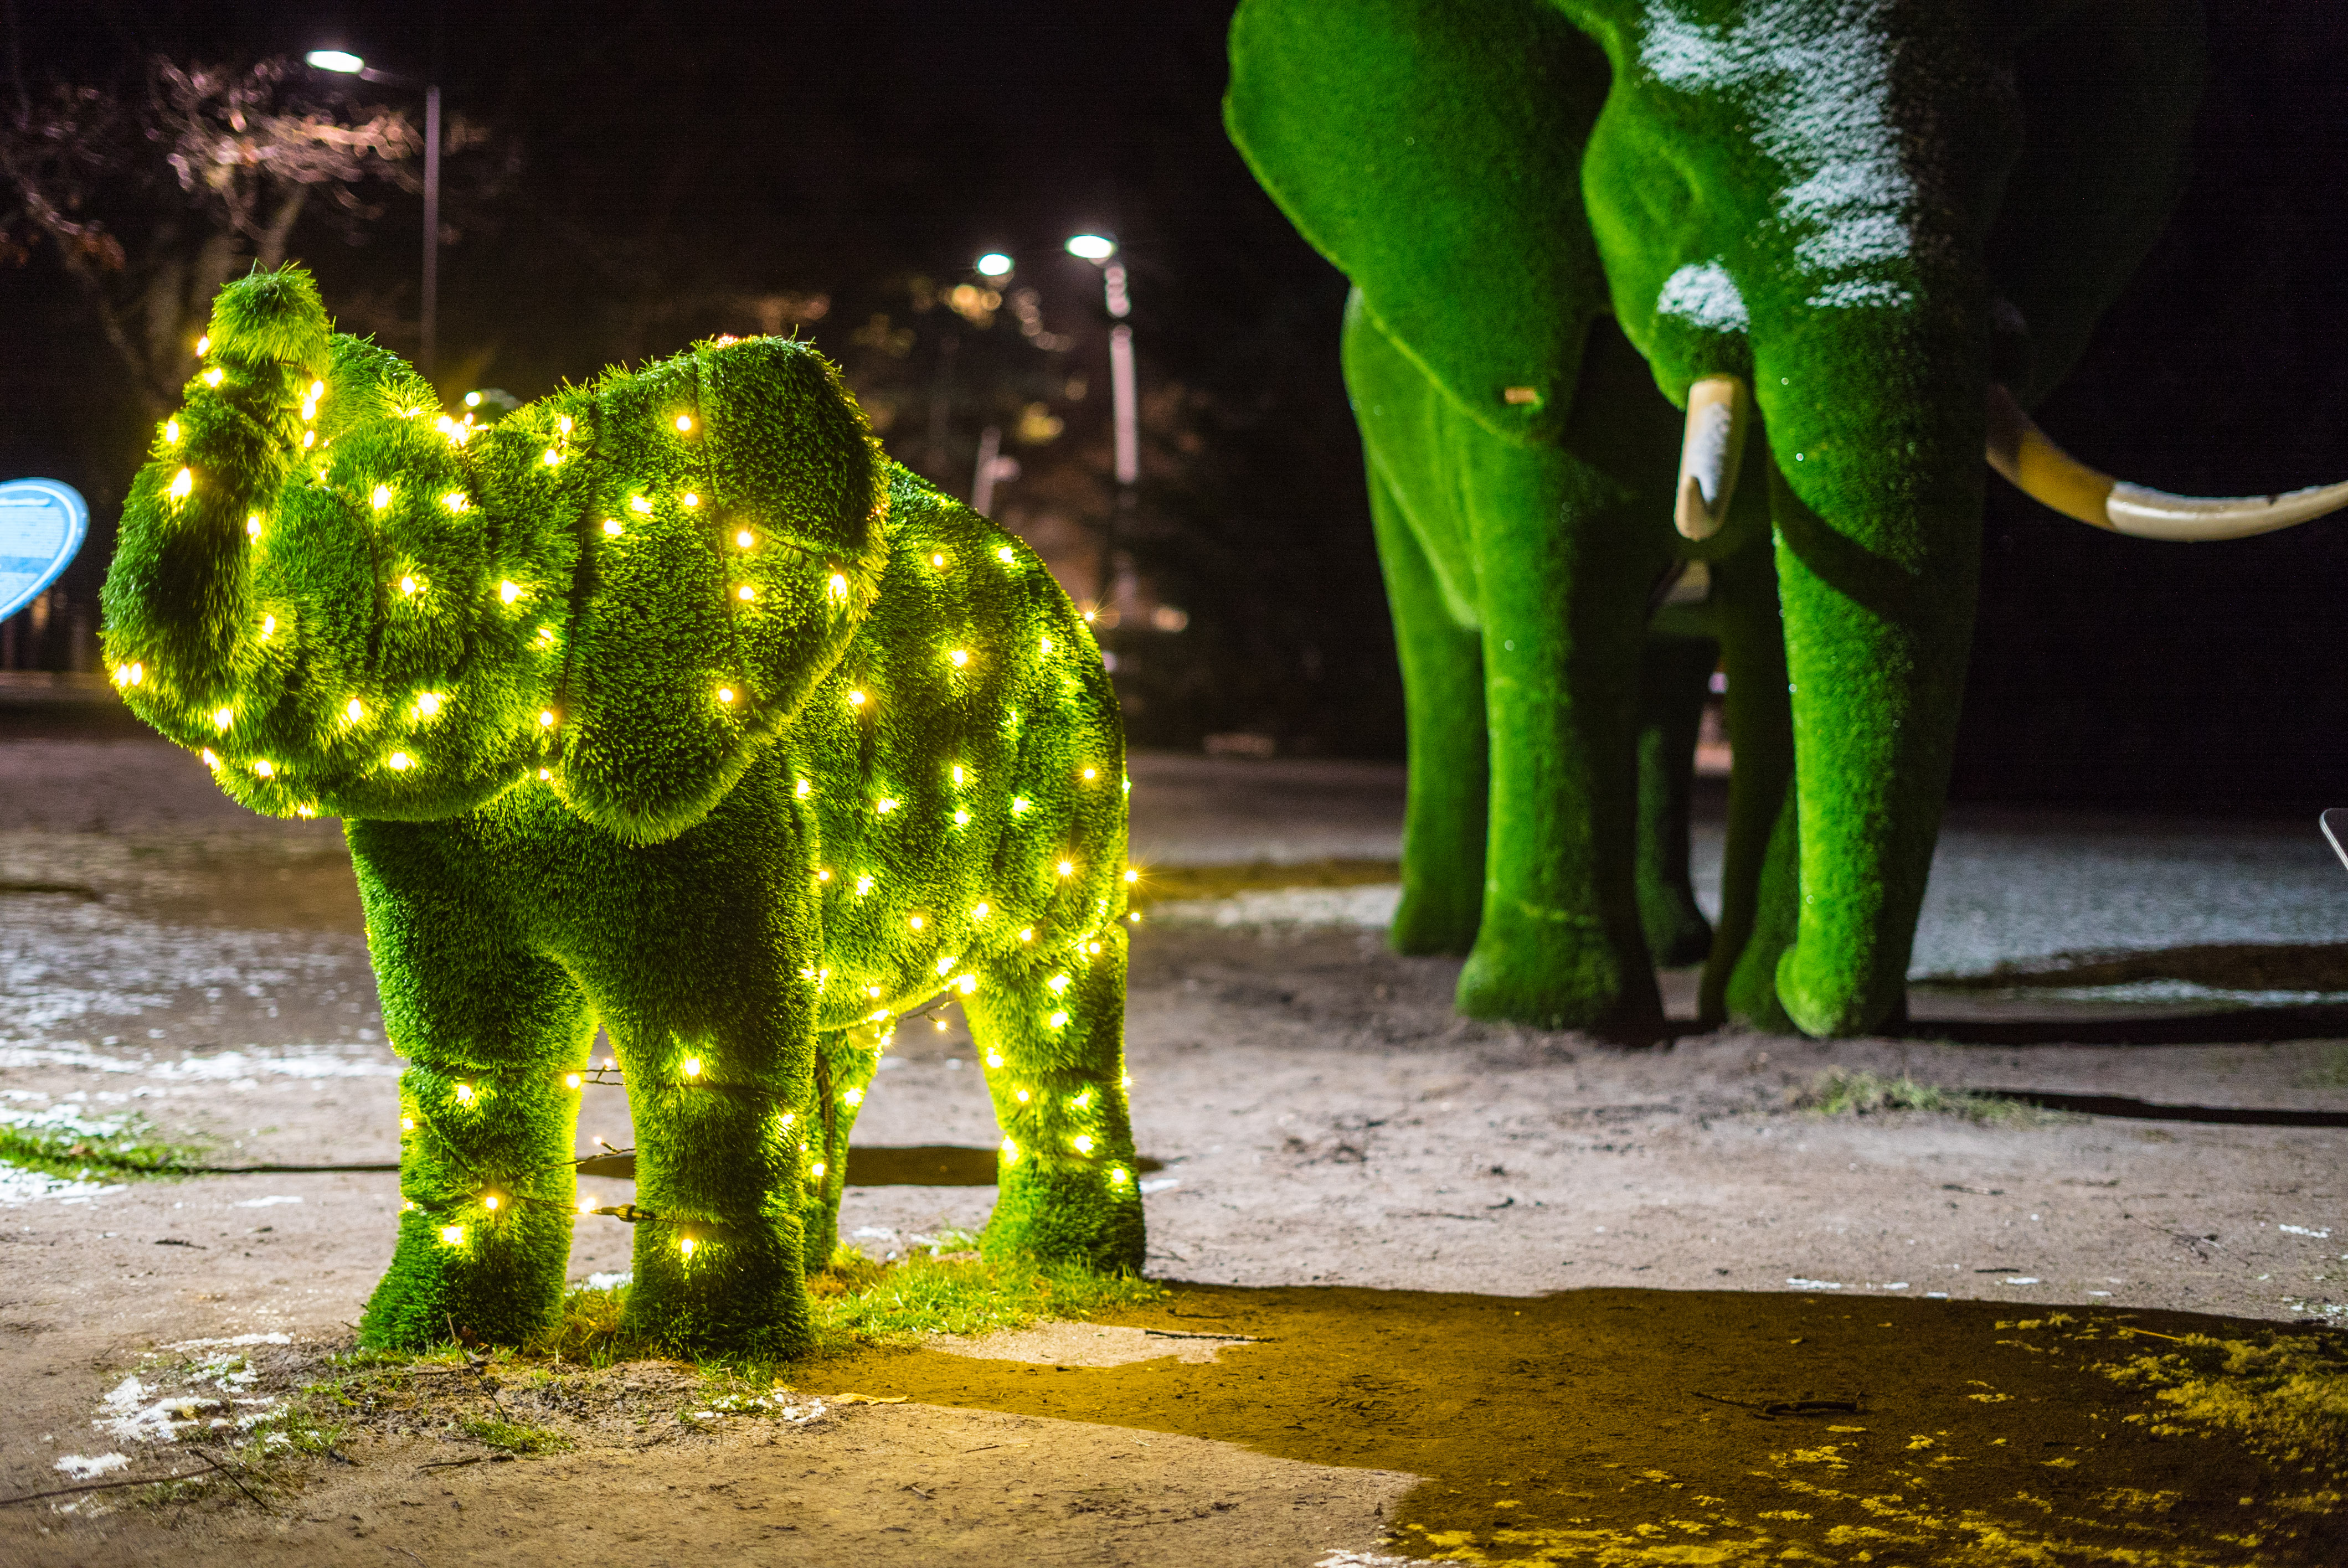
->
xmin=1226 ymin=0 xmax=1611 ymax=443
xmin=556 ymin=338 xmax=887 ymax=843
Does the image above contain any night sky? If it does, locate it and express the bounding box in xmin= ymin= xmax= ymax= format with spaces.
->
xmin=6 ymin=1 xmax=2347 ymax=808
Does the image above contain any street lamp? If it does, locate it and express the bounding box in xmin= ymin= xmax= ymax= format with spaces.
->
xmin=1066 ymin=235 xmax=1136 ymax=617
xmin=975 ymin=252 xmax=1013 ymax=278
xmin=307 ymin=49 xmax=442 ymax=378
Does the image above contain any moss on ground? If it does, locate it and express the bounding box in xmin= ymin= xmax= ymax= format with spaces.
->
xmin=1797 ymin=1067 xmax=2068 ymax=1126
xmin=0 ymin=1108 xmax=209 ymax=1179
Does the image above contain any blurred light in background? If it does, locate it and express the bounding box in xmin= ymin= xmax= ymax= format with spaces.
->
xmin=976 ymin=252 xmax=1013 ymax=277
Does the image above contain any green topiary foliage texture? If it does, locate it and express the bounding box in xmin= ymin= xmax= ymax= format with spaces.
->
xmin=1230 ymin=0 xmax=2202 ymax=1037
xmin=102 ymin=267 xmax=1142 ymax=1356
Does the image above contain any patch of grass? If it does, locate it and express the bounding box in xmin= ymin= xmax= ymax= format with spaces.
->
xmin=2107 ymin=1329 xmax=2348 ymax=1472
xmin=457 ymin=1414 xmax=573 ymax=1454
xmin=0 ymin=1108 xmax=208 ymax=1179
xmin=530 ymin=1283 xmax=631 ymax=1365
xmin=806 ymin=1241 xmax=1162 ymax=1354
xmin=1130 ymin=858 xmax=1398 ymax=908
xmin=1798 ymin=1069 xmax=2056 ymax=1126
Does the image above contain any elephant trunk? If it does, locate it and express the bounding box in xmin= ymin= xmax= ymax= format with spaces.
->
xmin=1754 ymin=313 xmax=1986 ymax=1036
xmin=102 ymin=270 xmax=333 ymax=744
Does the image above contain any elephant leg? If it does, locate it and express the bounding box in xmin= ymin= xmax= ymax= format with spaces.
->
xmin=351 ymin=827 xmax=595 ymax=1350
xmin=1368 ymin=462 xmax=1487 ymax=956
xmin=1700 ymin=537 xmax=1799 ymax=1031
xmin=1457 ymin=482 xmax=1666 ymax=1041
xmin=1634 ymin=631 xmax=1718 ymax=968
xmin=967 ymin=924 xmax=1144 ymax=1270
xmin=605 ymin=964 xmax=816 ymax=1358
xmin=794 ymin=1027 xmax=883 ymax=1273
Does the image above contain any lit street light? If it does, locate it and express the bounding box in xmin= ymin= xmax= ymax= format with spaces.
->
xmin=307 ymin=49 xmax=442 ymax=378
xmin=975 ymin=252 xmax=1013 ymax=278
xmin=1066 ymin=235 xmax=1137 ymax=616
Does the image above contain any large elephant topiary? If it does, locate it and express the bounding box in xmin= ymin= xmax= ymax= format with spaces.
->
xmin=1229 ymin=0 xmax=2348 ymax=1039
xmin=101 ymin=267 xmax=1143 ymax=1356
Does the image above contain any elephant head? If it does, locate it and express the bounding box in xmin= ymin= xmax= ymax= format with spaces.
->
xmin=1230 ymin=0 xmax=2348 ymax=1034
xmin=101 ymin=266 xmax=890 ymax=844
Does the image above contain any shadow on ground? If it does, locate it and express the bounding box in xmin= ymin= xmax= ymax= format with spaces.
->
xmin=811 ymin=1285 xmax=2348 ymax=1565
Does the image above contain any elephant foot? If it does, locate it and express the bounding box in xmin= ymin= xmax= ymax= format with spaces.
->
xmin=984 ymin=1163 xmax=1146 ymax=1272
xmin=1638 ymin=886 xmax=1713 ymax=969
xmin=1774 ymin=943 xmax=1906 ymax=1038
xmin=359 ymin=1205 xmax=573 ymax=1349
xmin=1389 ymin=879 xmax=1480 ymax=957
xmin=623 ymin=1214 xmax=814 ymax=1359
xmin=1455 ymin=920 xmax=1664 ymax=1043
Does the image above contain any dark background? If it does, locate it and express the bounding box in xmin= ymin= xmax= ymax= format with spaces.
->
xmin=4 ymin=1 xmax=2345 ymax=809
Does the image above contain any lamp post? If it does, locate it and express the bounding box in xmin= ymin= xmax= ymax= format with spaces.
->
xmin=306 ymin=50 xmax=441 ymax=379
xmin=1065 ymin=234 xmax=1134 ymax=618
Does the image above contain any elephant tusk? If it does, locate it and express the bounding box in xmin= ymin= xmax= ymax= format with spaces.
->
xmin=1986 ymin=383 xmax=2348 ymax=541
xmin=1675 ymin=375 xmax=1750 ymax=541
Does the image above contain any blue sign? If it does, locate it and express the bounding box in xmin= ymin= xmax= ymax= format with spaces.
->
xmin=0 ymin=478 xmax=89 ymax=623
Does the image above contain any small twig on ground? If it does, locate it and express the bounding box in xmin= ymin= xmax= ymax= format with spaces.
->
xmin=1143 ymin=1329 xmax=1266 ymax=1343
xmin=194 ymin=1448 xmax=272 ymax=1514
xmin=0 ymin=1468 xmax=212 ymax=1508
xmin=416 ymin=1456 xmax=482 ymax=1471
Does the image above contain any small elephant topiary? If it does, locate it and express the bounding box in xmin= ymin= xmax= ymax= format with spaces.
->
xmin=101 ymin=267 xmax=1144 ymax=1357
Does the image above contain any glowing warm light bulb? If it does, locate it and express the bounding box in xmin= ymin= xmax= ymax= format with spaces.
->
xmin=388 ymin=751 xmax=413 ymax=771
xmin=344 ymin=698 xmax=364 ymax=721
xmin=261 ymin=614 xmax=275 ymax=637
xmin=683 ymin=1056 xmax=702 ymax=1077
xmin=952 ymin=809 xmax=970 ymax=825
xmin=538 ymin=769 xmax=552 ymax=781
xmin=1016 ymin=1088 xmax=1031 ymax=1103
xmin=1018 ymin=927 xmax=1034 ymax=943
xmin=1071 ymin=1090 xmax=1093 ymax=1109
xmin=877 ymin=798 xmax=898 ymax=814
xmin=809 ymin=1161 xmax=827 ymax=1179
xmin=1001 ymin=1137 xmax=1020 ymax=1164
xmin=402 ymin=1116 xmax=414 ymax=1131
xmin=310 ymin=380 xmax=325 ymax=400
xmin=931 ymin=553 xmax=945 ymax=567
xmin=674 ymin=414 xmax=693 ymax=433
xmin=1058 ymin=860 xmax=1075 ymax=878
xmin=718 ymin=686 xmax=735 ymax=704
xmin=539 ymin=709 xmax=556 ymax=728
xmin=736 ymin=584 xmax=754 ymax=601
xmin=855 ymin=875 xmax=874 ymax=895
xmin=1072 ymin=1134 xmax=1094 ymax=1153
xmin=195 ymin=334 xmax=210 ymax=353
xmin=203 ymin=369 xmax=223 ymax=386
xmin=908 ymin=913 xmax=924 ymax=930
xmin=735 ymin=529 xmax=755 ymax=548
xmin=1012 ymin=797 xmax=1030 ymax=814
xmin=1050 ymin=1010 xmax=1069 ymax=1029
xmin=246 ymin=515 xmax=261 ymax=538
xmin=1083 ymin=609 xmax=1098 ymax=624
xmin=972 ymin=901 xmax=990 ymax=919
xmin=442 ymin=492 xmax=468 ymax=512
xmin=1082 ymin=767 xmax=1097 ymax=780
xmin=164 ymin=419 xmax=180 ymax=443
xmin=499 ymin=580 xmax=521 ymax=604
xmin=399 ymin=576 xmax=419 ymax=595
xmin=482 ymin=1193 xmax=501 ymax=1211
xmin=441 ymin=1225 xmax=465 ymax=1245
xmin=844 ymin=1086 xmax=863 ymax=1106
xmin=302 ymin=430 xmax=316 ymax=448
xmin=168 ymin=467 xmax=193 ymax=500
xmin=1040 ymin=636 xmax=1053 ymax=654
xmin=996 ymin=546 xmax=1015 ymax=564
xmin=565 ymin=1073 xmax=582 ymax=1089
xmin=951 ymin=765 xmax=966 ymax=785
xmin=828 ymin=574 xmax=849 ymax=601
xmin=213 ymin=706 xmax=233 ymax=730
xmin=796 ymin=778 xmax=812 ymax=798
xmin=542 ymin=448 xmax=560 ymax=466
xmin=416 ymin=692 xmax=442 ymax=717
xmin=369 ymin=485 xmax=392 ymax=510
xmin=957 ymin=974 xmax=977 ymax=995
xmin=1110 ymin=1167 xmax=1129 ymax=1185
xmin=630 ymin=496 xmax=653 ymax=514
xmin=848 ymin=689 xmax=867 ymax=708
xmin=559 ymin=416 xmax=573 ymax=435
xmin=683 ymin=492 xmax=701 ymax=508
xmin=253 ymin=760 xmax=274 ymax=778
xmin=579 ymin=1199 xmax=595 ymax=1215
xmin=986 ymin=1051 xmax=1003 ymax=1067
xmin=454 ymin=1082 xmax=474 ymax=1103
xmin=679 ymin=1236 xmax=697 ymax=1257
xmin=603 ymin=518 xmax=622 ymax=535
xmin=202 ymin=749 xmax=219 ymax=768
xmin=1124 ymin=869 xmax=1140 ymax=884
xmin=1048 ymin=974 xmax=1070 ymax=994
xmin=949 ymin=649 xmax=969 ymax=667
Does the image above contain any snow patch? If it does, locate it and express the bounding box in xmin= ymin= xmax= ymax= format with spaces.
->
xmin=1786 ymin=1277 xmax=1842 ymax=1290
xmin=0 ymin=1160 xmax=127 ymax=1209
xmin=233 ymin=1195 xmax=303 ymax=1209
xmin=1655 ymin=260 xmax=1749 ymax=333
xmin=53 ymin=1452 xmax=132 ymax=1481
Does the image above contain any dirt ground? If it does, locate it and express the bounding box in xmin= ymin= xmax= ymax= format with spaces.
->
xmin=4 ymin=720 xmax=2347 ymax=1564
